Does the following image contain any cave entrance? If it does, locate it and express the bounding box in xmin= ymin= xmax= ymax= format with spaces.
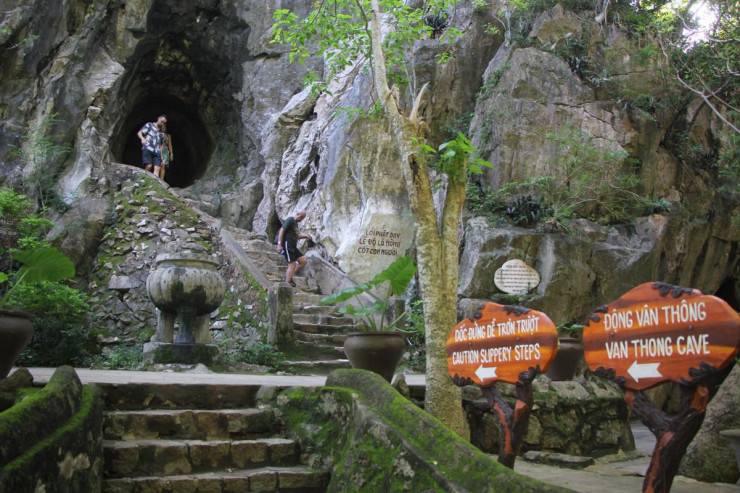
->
xmin=115 ymin=93 xmax=212 ymax=188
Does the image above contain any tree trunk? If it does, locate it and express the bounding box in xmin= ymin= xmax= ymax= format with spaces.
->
xmin=369 ymin=0 xmax=470 ymax=438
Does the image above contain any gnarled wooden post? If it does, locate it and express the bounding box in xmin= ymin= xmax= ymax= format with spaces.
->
xmin=482 ymin=368 xmax=537 ymax=469
xmin=625 ymin=383 xmax=709 ymax=493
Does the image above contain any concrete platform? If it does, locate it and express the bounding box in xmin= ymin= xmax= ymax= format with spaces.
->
xmin=18 ymin=367 xmax=740 ymax=492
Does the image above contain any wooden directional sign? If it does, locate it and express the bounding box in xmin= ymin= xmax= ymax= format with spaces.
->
xmin=446 ymin=303 xmax=559 ymax=386
xmin=584 ymin=282 xmax=740 ymax=391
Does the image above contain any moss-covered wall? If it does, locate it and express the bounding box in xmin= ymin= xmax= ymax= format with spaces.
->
xmin=87 ymin=164 xmax=269 ymax=353
xmin=0 ymin=367 xmax=104 ymax=493
xmin=275 ymin=369 xmax=571 ymax=492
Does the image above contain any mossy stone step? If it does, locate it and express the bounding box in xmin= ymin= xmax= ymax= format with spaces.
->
xmin=289 ymin=340 xmax=345 ymax=359
xmin=103 ymin=466 xmax=329 ymax=493
xmin=294 ymin=331 xmax=347 ymax=345
xmin=104 ymin=408 xmax=276 ymax=440
xmin=295 ymin=304 xmax=337 ymax=315
xmin=293 ymin=322 xmax=358 ymax=334
xmin=101 ymin=383 xmax=262 ymax=410
xmin=292 ymin=313 xmax=355 ymax=326
xmin=104 ymin=437 xmax=299 ymax=478
xmin=244 ymin=249 xmax=285 ymax=264
xmin=277 ymin=359 xmax=351 ymax=373
xmin=292 ymin=293 xmax=326 ymax=304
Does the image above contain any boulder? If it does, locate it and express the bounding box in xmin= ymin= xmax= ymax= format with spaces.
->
xmin=679 ymin=364 xmax=740 ymax=483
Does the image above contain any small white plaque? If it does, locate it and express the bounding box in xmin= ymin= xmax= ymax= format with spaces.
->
xmin=494 ymin=259 xmax=540 ymax=295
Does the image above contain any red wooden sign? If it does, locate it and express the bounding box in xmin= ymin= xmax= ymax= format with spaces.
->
xmin=446 ymin=303 xmax=559 ymax=386
xmin=584 ymin=282 xmax=740 ymax=391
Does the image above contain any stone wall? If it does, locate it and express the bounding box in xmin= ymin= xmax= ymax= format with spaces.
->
xmin=0 ymin=367 xmax=104 ymax=493
xmin=84 ymin=164 xmax=268 ymax=348
xmin=463 ymin=375 xmax=633 ymax=458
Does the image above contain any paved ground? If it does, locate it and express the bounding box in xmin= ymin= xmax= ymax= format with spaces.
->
xmin=22 ymin=367 xmax=740 ymax=492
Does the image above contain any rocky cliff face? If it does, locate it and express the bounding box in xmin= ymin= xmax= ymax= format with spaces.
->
xmin=1 ymin=0 xmax=738 ymax=323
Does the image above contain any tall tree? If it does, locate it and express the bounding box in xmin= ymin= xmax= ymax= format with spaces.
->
xmin=665 ymin=0 xmax=739 ymax=134
xmin=273 ymin=0 xmax=486 ymax=437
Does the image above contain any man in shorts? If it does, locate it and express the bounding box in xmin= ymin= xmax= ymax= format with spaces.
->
xmin=275 ymin=210 xmax=312 ymax=287
xmin=137 ymin=115 xmax=167 ymax=173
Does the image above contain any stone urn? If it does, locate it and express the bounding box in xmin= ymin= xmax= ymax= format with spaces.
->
xmin=545 ymin=337 xmax=584 ymax=381
xmin=146 ymin=253 xmax=226 ymax=347
xmin=343 ymin=331 xmax=407 ymax=382
xmin=719 ymin=429 xmax=740 ymax=484
xmin=0 ymin=309 xmax=34 ymax=379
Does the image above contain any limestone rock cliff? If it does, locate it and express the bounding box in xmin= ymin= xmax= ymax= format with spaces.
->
xmin=0 ymin=0 xmax=737 ymax=320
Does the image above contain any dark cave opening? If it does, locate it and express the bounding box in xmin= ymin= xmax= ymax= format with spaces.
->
xmin=716 ymin=276 xmax=740 ymax=311
xmin=114 ymin=92 xmax=213 ymax=189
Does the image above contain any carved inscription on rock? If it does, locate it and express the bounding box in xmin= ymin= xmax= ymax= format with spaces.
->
xmin=357 ymin=228 xmax=402 ymax=257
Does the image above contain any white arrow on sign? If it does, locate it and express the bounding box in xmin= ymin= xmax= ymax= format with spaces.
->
xmin=627 ymin=361 xmax=662 ymax=382
xmin=475 ymin=364 xmax=498 ymax=381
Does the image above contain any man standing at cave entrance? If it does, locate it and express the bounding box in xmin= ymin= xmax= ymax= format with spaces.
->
xmin=137 ymin=114 xmax=167 ymax=173
xmin=276 ymin=210 xmax=312 ymax=287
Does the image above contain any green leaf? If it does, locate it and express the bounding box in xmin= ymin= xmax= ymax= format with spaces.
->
xmin=367 ymin=255 xmax=416 ymax=295
xmin=12 ymin=247 xmax=75 ymax=283
xmin=0 ymin=272 xmax=7 ymax=284
xmin=473 ymin=157 xmax=493 ymax=168
xmin=320 ymin=283 xmax=372 ymax=305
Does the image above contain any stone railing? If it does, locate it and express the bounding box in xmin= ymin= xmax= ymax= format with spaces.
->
xmin=275 ymin=369 xmax=565 ymax=492
xmin=0 ymin=367 xmax=103 ymax=491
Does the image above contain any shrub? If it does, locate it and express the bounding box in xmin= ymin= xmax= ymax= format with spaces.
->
xmin=403 ymin=299 xmax=426 ymax=371
xmin=91 ymin=345 xmax=143 ymax=370
xmin=12 ymin=281 xmax=97 ymax=367
xmin=219 ymin=339 xmax=285 ymax=370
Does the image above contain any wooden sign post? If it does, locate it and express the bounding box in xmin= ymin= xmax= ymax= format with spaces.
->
xmin=584 ymin=282 xmax=740 ymax=493
xmin=447 ymin=303 xmax=558 ymax=468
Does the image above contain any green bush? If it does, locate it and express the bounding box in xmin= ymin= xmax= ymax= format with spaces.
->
xmin=11 ymin=281 xmax=97 ymax=367
xmin=403 ymin=299 xmax=426 ymax=372
xmin=219 ymin=339 xmax=285 ymax=370
xmin=0 ymin=188 xmax=54 ymax=271
xmin=91 ymin=345 xmax=143 ymax=370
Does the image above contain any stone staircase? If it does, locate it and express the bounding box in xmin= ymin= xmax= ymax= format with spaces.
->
xmin=227 ymin=228 xmax=358 ymax=373
xmin=101 ymin=382 xmax=328 ymax=492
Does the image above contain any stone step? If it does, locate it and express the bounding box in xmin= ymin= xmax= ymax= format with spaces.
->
xmin=293 ymin=292 xmax=326 ymax=305
xmin=245 ymin=249 xmax=285 ymax=266
xmin=246 ymin=256 xmax=285 ymax=272
xmin=294 ymin=331 xmax=347 ymax=346
xmin=290 ymin=340 xmax=346 ymax=359
xmin=103 ymin=465 xmax=329 ymax=493
xmin=292 ymin=313 xmax=355 ymax=326
xmin=278 ymin=359 xmax=351 ymax=373
xmin=104 ymin=408 xmax=276 ymax=441
xmin=295 ymin=304 xmax=337 ymax=315
xmin=228 ymin=229 xmax=269 ymax=243
xmin=294 ymin=322 xmax=358 ymax=334
xmin=235 ymin=237 xmax=276 ymax=254
xmin=101 ymin=383 xmax=263 ymax=410
xmin=104 ymin=437 xmax=299 ymax=478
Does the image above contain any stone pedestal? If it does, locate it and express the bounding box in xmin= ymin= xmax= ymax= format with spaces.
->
xmin=146 ymin=253 xmax=226 ymax=367
xmin=142 ymin=342 xmax=219 ymax=366
xmin=268 ymin=282 xmax=294 ymax=347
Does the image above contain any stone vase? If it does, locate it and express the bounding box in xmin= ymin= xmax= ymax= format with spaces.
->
xmin=146 ymin=253 xmax=226 ymax=344
xmin=545 ymin=337 xmax=583 ymax=381
xmin=0 ymin=309 xmax=34 ymax=379
xmin=343 ymin=331 xmax=407 ymax=382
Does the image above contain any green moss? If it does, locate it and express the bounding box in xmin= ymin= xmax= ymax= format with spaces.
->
xmin=2 ymin=386 xmax=97 ymax=472
xmin=276 ymin=372 xmax=565 ymax=492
